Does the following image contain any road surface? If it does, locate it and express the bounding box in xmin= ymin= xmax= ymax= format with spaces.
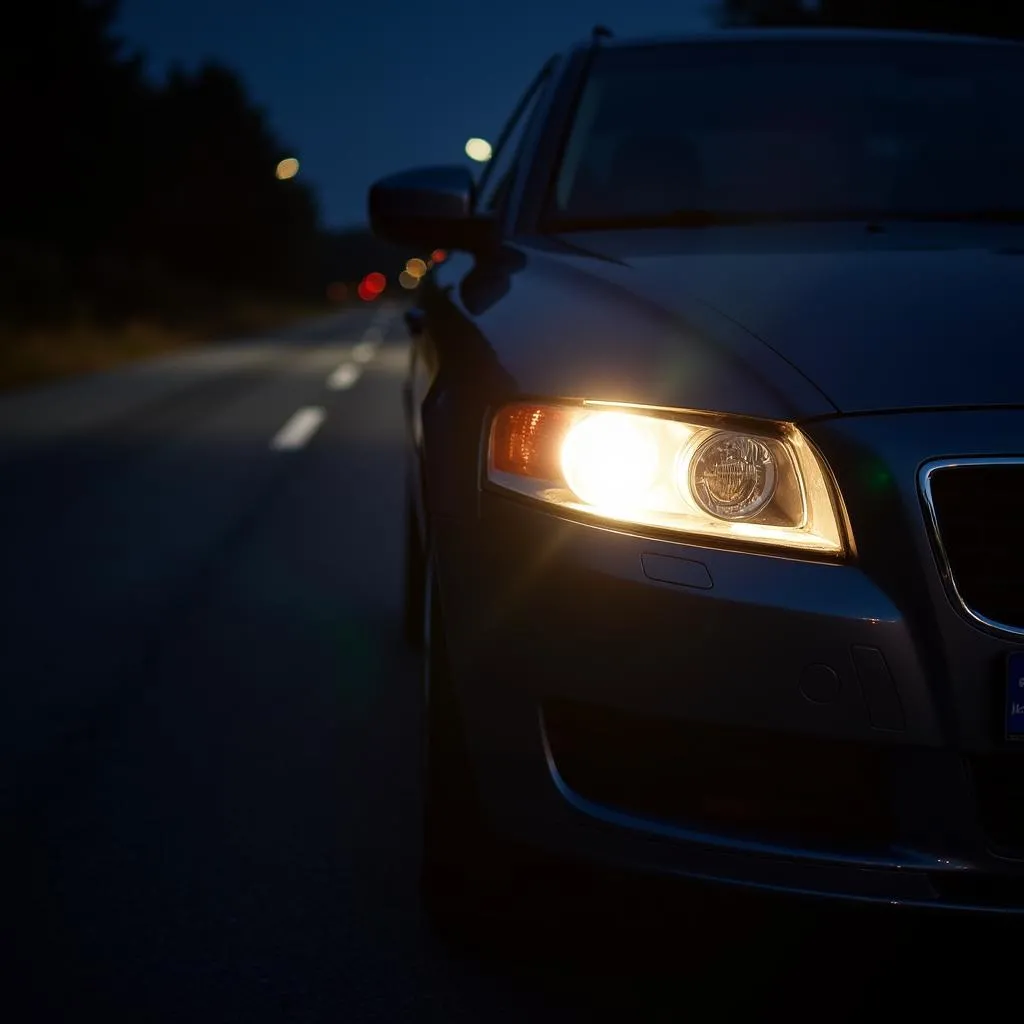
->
xmin=0 ymin=306 xmax=1007 ymax=1021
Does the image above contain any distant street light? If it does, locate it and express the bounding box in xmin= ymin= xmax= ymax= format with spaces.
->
xmin=276 ymin=157 xmax=300 ymax=180
xmin=464 ymin=138 xmax=492 ymax=162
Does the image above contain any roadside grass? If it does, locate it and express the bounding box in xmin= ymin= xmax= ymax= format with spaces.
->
xmin=0 ymin=301 xmax=333 ymax=392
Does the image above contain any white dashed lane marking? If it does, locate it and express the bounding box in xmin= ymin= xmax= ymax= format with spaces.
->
xmin=270 ymin=406 xmax=326 ymax=450
xmin=327 ymin=363 xmax=361 ymax=390
xmin=351 ymin=341 xmax=377 ymax=363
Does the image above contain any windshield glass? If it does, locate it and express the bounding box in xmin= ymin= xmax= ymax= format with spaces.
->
xmin=549 ymin=39 xmax=1024 ymax=226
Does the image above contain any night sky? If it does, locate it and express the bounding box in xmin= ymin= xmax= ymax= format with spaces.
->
xmin=116 ymin=0 xmax=715 ymax=228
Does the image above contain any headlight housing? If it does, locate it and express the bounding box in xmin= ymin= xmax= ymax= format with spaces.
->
xmin=486 ymin=402 xmax=847 ymax=556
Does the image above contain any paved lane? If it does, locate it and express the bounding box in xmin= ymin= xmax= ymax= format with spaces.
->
xmin=0 ymin=306 xmax=1008 ymax=1021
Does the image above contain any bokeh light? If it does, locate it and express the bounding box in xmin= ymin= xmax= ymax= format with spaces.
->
xmin=398 ymin=271 xmax=418 ymax=290
xmin=464 ymin=138 xmax=492 ymax=162
xmin=358 ymin=271 xmax=387 ymax=301
xmin=430 ymin=249 xmax=447 ymax=264
xmin=275 ymin=157 xmax=300 ymax=180
xmin=405 ymin=257 xmax=427 ymax=279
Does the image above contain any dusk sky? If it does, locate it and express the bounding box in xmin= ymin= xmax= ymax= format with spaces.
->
xmin=116 ymin=0 xmax=716 ymax=228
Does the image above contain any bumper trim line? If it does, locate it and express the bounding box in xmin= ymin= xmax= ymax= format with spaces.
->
xmin=538 ymin=708 xmax=949 ymax=872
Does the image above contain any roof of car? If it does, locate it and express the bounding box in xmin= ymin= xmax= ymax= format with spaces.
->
xmin=574 ymin=27 xmax=1024 ymax=53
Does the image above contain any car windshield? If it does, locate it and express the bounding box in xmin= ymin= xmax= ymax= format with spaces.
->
xmin=549 ymin=38 xmax=1024 ymax=227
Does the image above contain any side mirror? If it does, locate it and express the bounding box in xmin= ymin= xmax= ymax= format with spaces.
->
xmin=368 ymin=165 xmax=497 ymax=252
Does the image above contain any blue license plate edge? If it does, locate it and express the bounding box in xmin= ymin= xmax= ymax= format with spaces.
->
xmin=1006 ymin=652 xmax=1024 ymax=740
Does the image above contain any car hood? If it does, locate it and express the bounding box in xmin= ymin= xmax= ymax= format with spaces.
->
xmin=559 ymin=225 xmax=1024 ymax=414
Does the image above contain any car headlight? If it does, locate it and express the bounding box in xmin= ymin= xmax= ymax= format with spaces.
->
xmin=486 ymin=402 xmax=847 ymax=556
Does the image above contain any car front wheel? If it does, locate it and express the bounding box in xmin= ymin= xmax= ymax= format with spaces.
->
xmin=419 ymin=554 xmax=522 ymax=937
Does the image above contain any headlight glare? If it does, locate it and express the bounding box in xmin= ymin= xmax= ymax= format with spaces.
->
xmin=561 ymin=413 xmax=660 ymax=510
xmin=487 ymin=402 xmax=846 ymax=556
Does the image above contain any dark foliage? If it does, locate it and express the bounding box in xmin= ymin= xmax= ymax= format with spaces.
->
xmin=0 ymin=0 xmax=323 ymax=328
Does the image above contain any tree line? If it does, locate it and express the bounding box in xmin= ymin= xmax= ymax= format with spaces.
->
xmin=0 ymin=0 xmax=323 ymax=330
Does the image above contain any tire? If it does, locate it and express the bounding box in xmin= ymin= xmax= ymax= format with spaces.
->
xmin=403 ymin=489 xmax=425 ymax=650
xmin=419 ymin=556 xmax=517 ymax=938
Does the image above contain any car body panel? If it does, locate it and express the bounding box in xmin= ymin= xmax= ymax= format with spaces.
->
xmin=559 ymin=224 xmax=1024 ymax=414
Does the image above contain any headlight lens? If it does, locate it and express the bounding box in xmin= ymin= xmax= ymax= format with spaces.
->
xmin=688 ymin=432 xmax=777 ymax=520
xmin=487 ymin=402 xmax=846 ymax=556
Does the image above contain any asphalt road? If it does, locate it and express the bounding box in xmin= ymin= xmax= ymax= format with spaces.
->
xmin=0 ymin=305 xmax=1012 ymax=1021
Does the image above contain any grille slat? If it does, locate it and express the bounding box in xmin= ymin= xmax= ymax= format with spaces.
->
xmin=926 ymin=464 xmax=1024 ymax=630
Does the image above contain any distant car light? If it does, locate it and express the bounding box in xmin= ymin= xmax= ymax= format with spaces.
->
xmin=359 ymin=272 xmax=386 ymax=301
xmin=487 ymin=402 xmax=846 ymax=556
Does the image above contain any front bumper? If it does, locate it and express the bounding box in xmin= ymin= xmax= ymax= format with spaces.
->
xmin=431 ymin=409 xmax=1024 ymax=913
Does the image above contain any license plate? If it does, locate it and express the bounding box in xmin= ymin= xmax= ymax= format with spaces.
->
xmin=1006 ymin=652 xmax=1024 ymax=740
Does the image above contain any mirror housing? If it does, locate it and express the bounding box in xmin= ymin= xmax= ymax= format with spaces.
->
xmin=368 ymin=165 xmax=497 ymax=252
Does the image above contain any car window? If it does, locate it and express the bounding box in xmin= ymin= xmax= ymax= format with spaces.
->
xmin=549 ymin=40 xmax=1024 ymax=223
xmin=476 ymin=68 xmax=550 ymax=215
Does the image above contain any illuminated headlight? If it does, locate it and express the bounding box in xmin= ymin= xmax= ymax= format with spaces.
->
xmin=486 ymin=403 xmax=847 ymax=556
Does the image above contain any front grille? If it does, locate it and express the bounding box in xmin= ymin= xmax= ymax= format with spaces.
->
xmin=543 ymin=700 xmax=894 ymax=850
xmin=970 ymin=753 xmax=1024 ymax=852
xmin=925 ymin=462 xmax=1024 ymax=630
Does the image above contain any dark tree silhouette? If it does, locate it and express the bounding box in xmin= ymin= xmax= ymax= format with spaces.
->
xmin=0 ymin=0 xmax=322 ymax=329
xmin=127 ymin=61 xmax=321 ymax=321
